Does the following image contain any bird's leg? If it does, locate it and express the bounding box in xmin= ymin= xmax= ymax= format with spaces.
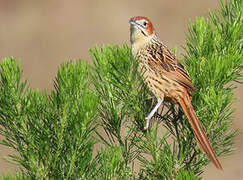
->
xmin=144 ymin=98 xmax=164 ymax=130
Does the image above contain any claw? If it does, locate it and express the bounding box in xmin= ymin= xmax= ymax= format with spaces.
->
xmin=144 ymin=117 xmax=150 ymax=130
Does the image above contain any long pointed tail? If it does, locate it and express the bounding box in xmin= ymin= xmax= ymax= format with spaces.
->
xmin=178 ymin=92 xmax=222 ymax=170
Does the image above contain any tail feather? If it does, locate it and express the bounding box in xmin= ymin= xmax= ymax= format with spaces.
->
xmin=178 ymin=92 xmax=223 ymax=170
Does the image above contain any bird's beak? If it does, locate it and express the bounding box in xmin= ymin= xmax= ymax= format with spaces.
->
xmin=129 ymin=19 xmax=142 ymax=30
xmin=129 ymin=18 xmax=148 ymax=37
xmin=129 ymin=19 xmax=136 ymax=25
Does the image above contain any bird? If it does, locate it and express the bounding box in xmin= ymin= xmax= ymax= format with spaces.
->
xmin=129 ymin=16 xmax=222 ymax=170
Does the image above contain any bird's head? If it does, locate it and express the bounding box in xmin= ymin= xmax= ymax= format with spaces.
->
xmin=129 ymin=16 xmax=155 ymax=47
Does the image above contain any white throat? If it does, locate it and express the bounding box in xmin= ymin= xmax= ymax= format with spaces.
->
xmin=130 ymin=25 xmax=154 ymax=55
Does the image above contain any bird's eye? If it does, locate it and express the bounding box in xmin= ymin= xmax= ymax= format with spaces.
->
xmin=143 ymin=21 xmax=147 ymax=27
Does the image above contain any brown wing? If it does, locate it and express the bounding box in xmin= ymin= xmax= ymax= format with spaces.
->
xmin=148 ymin=44 xmax=195 ymax=95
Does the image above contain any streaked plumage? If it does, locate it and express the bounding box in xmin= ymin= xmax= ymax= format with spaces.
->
xmin=129 ymin=16 xmax=222 ymax=170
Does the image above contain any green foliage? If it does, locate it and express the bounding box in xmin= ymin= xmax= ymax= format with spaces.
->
xmin=90 ymin=45 xmax=150 ymax=179
xmin=0 ymin=58 xmax=99 ymax=179
xmin=0 ymin=172 xmax=28 ymax=180
xmin=0 ymin=0 xmax=242 ymax=179
xmin=89 ymin=44 xmax=205 ymax=179
xmin=93 ymin=146 xmax=132 ymax=179
xmin=183 ymin=0 xmax=242 ymax=159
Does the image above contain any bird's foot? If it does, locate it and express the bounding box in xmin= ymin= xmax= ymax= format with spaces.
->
xmin=144 ymin=116 xmax=151 ymax=130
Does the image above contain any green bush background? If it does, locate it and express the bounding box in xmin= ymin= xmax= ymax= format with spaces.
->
xmin=0 ymin=0 xmax=242 ymax=179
